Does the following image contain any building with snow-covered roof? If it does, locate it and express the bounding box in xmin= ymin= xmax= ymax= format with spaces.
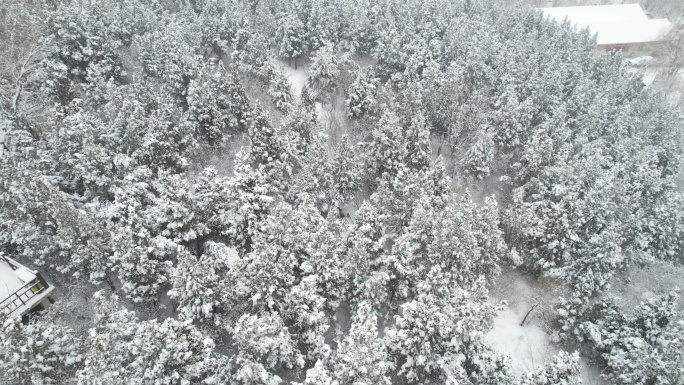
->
xmin=540 ymin=4 xmax=673 ymax=54
xmin=1 ymin=254 xmax=56 ymax=320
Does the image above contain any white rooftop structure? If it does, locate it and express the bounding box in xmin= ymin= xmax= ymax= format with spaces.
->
xmin=0 ymin=255 xmax=56 ymax=318
xmin=0 ymin=260 xmax=25 ymax=300
xmin=540 ymin=4 xmax=673 ymax=46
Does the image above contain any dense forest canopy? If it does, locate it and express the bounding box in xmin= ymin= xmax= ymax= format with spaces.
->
xmin=1 ymin=0 xmax=683 ymax=384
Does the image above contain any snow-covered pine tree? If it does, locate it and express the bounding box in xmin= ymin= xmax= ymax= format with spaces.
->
xmin=223 ymin=153 xmax=276 ymax=253
xmin=300 ymin=84 xmax=317 ymax=113
xmin=405 ymin=111 xmax=432 ymax=172
xmin=195 ymin=0 xmax=243 ymax=56
xmin=364 ymin=108 xmax=408 ymax=180
xmin=0 ymin=316 xmax=84 ymax=384
xmin=79 ymin=291 xmax=227 ymax=384
xmin=282 ymin=275 xmax=331 ymax=361
xmin=248 ymin=102 xmax=283 ymax=166
xmin=305 ymin=217 xmax=348 ymax=308
xmin=232 ymin=311 xmax=303 ymax=384
xmin=560 ymin=290 xmax=684 ymax=385
xmin=333 ymin=300 xmax=392 ymax=385
xmin=461 ymin=127 xmax=496 ymax=180
xmin=344 ymin=200 xmax=386 ymax=303
xmin=232 ymin=27 xmax=275 ymax=79
xmin=294 ymin=360 xmax=335 ymax=385
xmin=268 ymin=66 xmax=294 ymax=113
xmin=307 ymin=41 xmax=340 ymax=100
xmin=191 ymin=167 xmax=235 ymax=240
xmin=0 ymin=163 xmax=114 ymax=283
xmin=231 ymin=200 xmax=323 ymax=315
xmin=147 ymin=172 xmax=206 ymax=246
xmin=108 ymin=170 xmax=176 ymax=303
xmin=517 ymin=351 xmax=582 ymax=385
xmin=136 ymin=15 xmax=201 ymax=105
xmin=342 ymin=0 xmax=380 ymax=53
xmin=168 ymin=243 xmax=236 ymax=326
xmin=346 ymin=67 xmax=378 ymax=119
xmin=331 ymin=135 xmax=362 ymax=202
xmin=187 ymin=63 xmax=237 ymax=145
xmin=280 ymin=92 xmax=320 ymax=159
xmin=491 ymin=82 xmax=534 ymax=150
xmin=43 ymin=0 xmax=152 ymax=105
xmin=276 ymin=13 xmax=306 ymax=69
xmin=429 ymin=193 xmax=507 ymax=286
xmin=227 ymin=66 xmax=253 ymax=133
xmin=385 ymin=266 xmax=508 ymax=384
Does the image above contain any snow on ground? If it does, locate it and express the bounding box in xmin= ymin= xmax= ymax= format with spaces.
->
xmin=0 ymin=114 xmax=8 ymax=158
xmin=339 ymin=202 xmax=358 ymax=221
xmin=353 ymin=53 xmax=377 ymax=68
xmin=487 ymin=261 xmax=684 ymax=383
xmin=315 ymin=101 xmax=324 ymax=119
xmin=278 ymin=61 xmax=308 ymax=97
xmin=274 ymin=53 xmax=376 ymax=97
xmin=487 ymin=269 xmax=605 ymax=383
xmin=274 ymin=53 xmax=382 ymax=139
xmin=580 ymin=356 xmax=606 ymax=385
xmin=486 ymin=269 xmax=557 ymax=374
xmin=609 ymin=260 xmax=684 ymax=312
xmin=273 ymin=59 xmax=334 ymax=130
xmin=486 ymin=305 xmax=555 ymax=373
xmin=642 ymin=67 xmax=658 ymax=86
xmin=188 ymin=134 xmax=249 ymax=178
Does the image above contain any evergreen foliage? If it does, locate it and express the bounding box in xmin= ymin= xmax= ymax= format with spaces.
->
xmin=1 ymin=0 xmax=683 ymax=383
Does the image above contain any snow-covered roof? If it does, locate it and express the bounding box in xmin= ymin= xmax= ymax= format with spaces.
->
xmin=591 ymin=19 xmax=673 ymax=45
xmin=0 ymin=260 xmax=25 ymax=301
xmin=1 ymin=256 xmax=56 ymax=317
xmin=540 ymin=4 xmax=673 ymax=45
xmin=541 ymin=4 xmax=648 ymax=24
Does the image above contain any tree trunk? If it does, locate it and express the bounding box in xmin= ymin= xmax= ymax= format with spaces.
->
xmin=520 ymin=303 xmax=538 ymax=326
xmin=12 ymin=83 xmax=22 ymax=112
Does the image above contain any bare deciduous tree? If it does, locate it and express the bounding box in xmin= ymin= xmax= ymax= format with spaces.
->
xmin=0 ymin=1 xmax=46 ymax=113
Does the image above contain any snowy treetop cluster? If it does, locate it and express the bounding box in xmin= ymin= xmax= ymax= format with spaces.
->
xmin=0 ymin=0 xmax=683 ymax=384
